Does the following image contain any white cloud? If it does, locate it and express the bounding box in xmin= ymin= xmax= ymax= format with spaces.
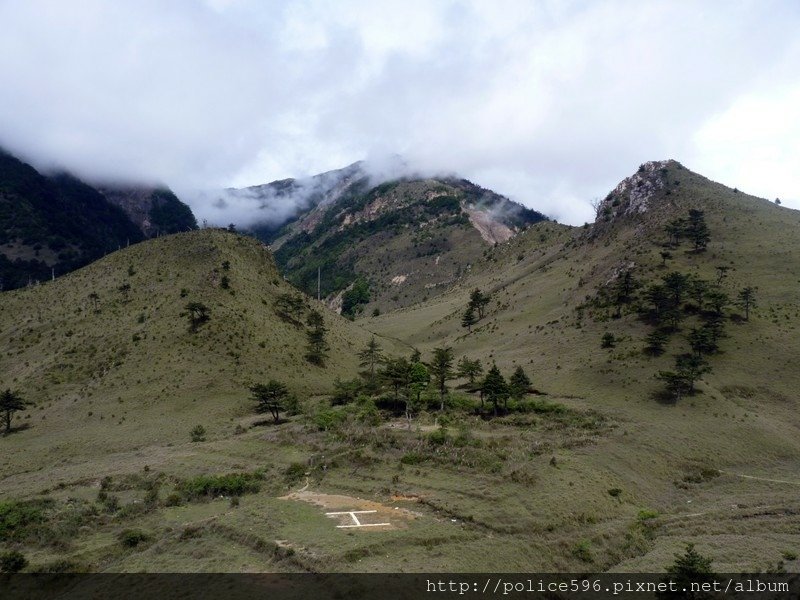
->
xmin=0 ymin=0 xmax=798 ymax=225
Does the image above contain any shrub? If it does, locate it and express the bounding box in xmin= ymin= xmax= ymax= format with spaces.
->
xmin=179 ymin=472 xmax=262 ymax=499
xmin=572 ymin=540 xmax=593 ymax=563
xmin=400 ymin=452 xmax=427 ymax=465
xmin=608 ymin=488 xmax=622 ymax=498
xmin=601 ymin=332 xmax=616 ymax=349
xmin=164 ymin=493 xmax=183 ymax=507
xmin=191 ymin=424 xmax=206 ymax=442
xmin=782 ymin=550 xmax=798 ymax=561
xmin=0 ymin=499 xmax=49 ymax=541
xmin=638 ymin=509 xmax=659 ymax=521
xmin=312 ymin=407 xmax=347 ymax=431
xmin=428 ymin=427 xmax=449 ymax=446
xmin=118 ymin=529 xmax=149 ymax=548
xmin=0 ymin=550 xmax=27 ymax=573
xmin=283 ymin=463 xmax=307 ymax=485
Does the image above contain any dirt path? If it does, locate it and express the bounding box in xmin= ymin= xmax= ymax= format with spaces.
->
xmin=719 ymin=470 xmax=800 ymax=486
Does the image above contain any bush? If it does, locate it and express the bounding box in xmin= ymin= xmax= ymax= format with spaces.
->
xmin=400 ymin=452 xmax=428 ymax=465
xmin=428 ymin=427 xmax=449 ymax=446
xmin=0 ymin=550 xmax=27 ymax=573
xmin=608 ymin=488 xmax=622 ymax=498
xmin=601 ymin=332 xmax=616 ymax=348
xmin=312 ymin=407 xmax=347 ymax=431
xmin=179 ymin=472 xmax=263 ymax=499
xmin=118 ymin=529 xmax=149 ymax=548
xmin=0 ymin=499 xmax=49 ymax=541
xmin=283 ymin=463 xmax=307 ymax=485
xmin=164 ymin=492 xmax=183 ymax=507
xmin=638 ymin=509 xmax=659 ymax=521
xmin=572 ymin=540 xmax=593 ymax=563
xmin=190 ymin=425 xmax=206 ymax=442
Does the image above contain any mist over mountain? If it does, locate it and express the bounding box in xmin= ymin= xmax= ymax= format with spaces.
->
xmin=0 ymin=148 xmax=196 ymax=290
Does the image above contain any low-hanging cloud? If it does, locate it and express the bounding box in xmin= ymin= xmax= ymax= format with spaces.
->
xmin=1 ymin=0 xmax=799 ymax=226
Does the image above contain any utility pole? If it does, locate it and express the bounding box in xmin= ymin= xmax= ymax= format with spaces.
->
xmin=317 ymin=267 xmax=321 ymax=302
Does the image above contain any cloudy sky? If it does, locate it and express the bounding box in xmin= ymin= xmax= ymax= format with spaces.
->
xmin=0 ymin=0 xmax=798 ymax=225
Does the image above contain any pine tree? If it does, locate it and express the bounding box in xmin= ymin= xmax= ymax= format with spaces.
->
xmin=358 ymin=337 xmax=384 ymax=384
xmin=429 ymin=347 xmax=455 ymax=411
xmin=657 ymin=543 xmax=715 ymax=599
xmin=469 ymin=289 xmax=490 ymax=320
xmin=509 ymin=366 xmax=531 ymax=400
xmin=644 ymin=328 xmax=670 ymax=356
xmin=664 ymin=218 xmax=686 ymax=247
xmin=456 ymin=357 xmax=484 ymax=388
xmin=0 ymin=389 xmax=28 ymax=434
xmin=461 ymin=305 xmax=477 ymax=331
xmin=481 ymin=364 xmax=509 ymax=416
xmin=675 ymin=353 xmax=711 ymax=393
xmin=305 ymin=309 xmax=329 ymax=366
xmin=686 ymin=209 xmax=710 ymax=251
xmin=736 ymin=286 xmax=757 ymax=321
xmin=250 ymin=380 xmax=289 ymax=423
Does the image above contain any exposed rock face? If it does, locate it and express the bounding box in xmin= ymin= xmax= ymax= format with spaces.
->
xmin=598 ymin=160 xmax=675 ymax=221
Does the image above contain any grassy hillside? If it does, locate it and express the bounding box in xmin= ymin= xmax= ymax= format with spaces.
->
xmin=0 ymin=230 xmax=385 ymax=484
xmin=365 ymin=160 xmax=800 ymax=571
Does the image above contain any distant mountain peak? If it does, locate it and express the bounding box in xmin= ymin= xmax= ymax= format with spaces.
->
xmin=597 ymin=159 xmax=682 ymax=222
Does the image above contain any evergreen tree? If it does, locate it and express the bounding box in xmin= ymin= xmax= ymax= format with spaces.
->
xmin=686 ymin=209 xmax=710 ymax=251
xmin=183 ymin=301 xmax=210 ymax=331
xmin=469 ymin=289 xmax=490 ymax=320
xmin=657 ymin=370 xmax=689 ymax=403
xmin=461 ymin=305 xmax=477 ymax=331
xmin=688 ymin=327 xmax=717 ymax=357
xmin=705 ymin=288 xmax=729 ymax=317
xmin=382 ymin=357 xmax=411 ymax=402
xmin=250 ymin=380 xmax=289 ymax=423
xmin=407 ymin=362 xmax=430 ymax=427
xmin=456 ymin=357 xmax=484 ymax=388
xmin=358 ymin=336 xmax=384 ymax=385
xmin=509 ymin=366 xmax=531 ymax=400
xmin=274 ymin=293 xmax=306 ymax=326
xmin=429 ymin=347 xmax=455 ymax=411
xmin=305 ymin=309 xmax=329 ymax=366
xmin=644 ymin=328 xmax=670 ymax=356
xmin=736 ymin=286 xmax=757 ymax=321
xmin=0 ymin=389 xmax=28 ymax=434
xmin=664 ymin=218 xmax=686 ymax=247
xmin=688 ymin=277 xmax=709 ymax=311
xmin=657 ymin=543 xmax=715 ymax=600
xmin=675 ymin=353 xmax=711 ymax=393
xmin=481 ymin=364 xmax=509 ymax=416
xmin=662 ymin=272 xmax=690 ymax=309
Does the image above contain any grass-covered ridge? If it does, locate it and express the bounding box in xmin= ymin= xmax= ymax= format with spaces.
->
xmin=0 ymin=229 xmax=387 ymax=483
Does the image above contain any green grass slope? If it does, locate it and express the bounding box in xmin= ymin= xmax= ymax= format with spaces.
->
xmin=0 ymin=229 xmax=382 ymax=485
xmin=366 ymin=160 xmax=800 ymax=571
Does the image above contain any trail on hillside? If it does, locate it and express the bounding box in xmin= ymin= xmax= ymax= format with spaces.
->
xmin=719 ymin=470 xmax=800 ymax=486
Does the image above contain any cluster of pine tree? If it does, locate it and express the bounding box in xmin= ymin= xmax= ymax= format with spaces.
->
xmin=589 ymin=209 xmax=758 ymax=402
